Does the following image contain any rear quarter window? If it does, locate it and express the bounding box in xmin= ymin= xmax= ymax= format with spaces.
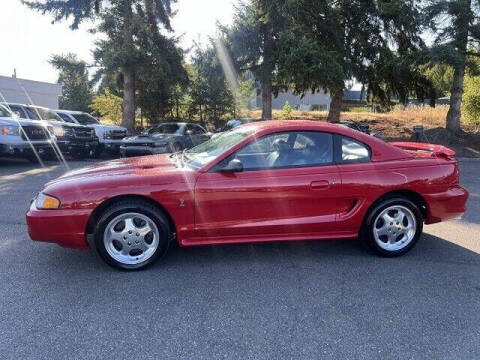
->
xmin=340 ymin=136 xmax=370 ymax=163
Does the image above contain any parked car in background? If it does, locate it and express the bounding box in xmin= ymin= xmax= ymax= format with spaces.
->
xmin=27 ymin=120 xmax=468 ymax=270
xmin=339 ymin=121 xmax=384 ymax=139
xmin=0 ymin=104 xmax=54 ymax=162
xmin=55 ymin=110 xmax=127 ymax=156
xmin=120 ymin=122 xmax=211 ymax=157
xmin=215 ymin=118 xmax=257 ymax=135
xmin=5 ymin=103 xmax=98 ymax=159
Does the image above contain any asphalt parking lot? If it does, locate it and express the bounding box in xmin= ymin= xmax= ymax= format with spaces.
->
xmin=0 ymin=156 xmax=479 ymax=360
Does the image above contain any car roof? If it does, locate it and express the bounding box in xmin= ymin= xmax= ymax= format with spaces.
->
xmin=56 ymin=110 xmax=85 ymax=114
xmin=4 ymin=103 xmax=50 ymax=110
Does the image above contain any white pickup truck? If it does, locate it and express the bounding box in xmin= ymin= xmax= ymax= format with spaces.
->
xmin=55 ymin=110 xmax=127 ymax=155
xmin=0 ymin=104 xmax=55 ymax=162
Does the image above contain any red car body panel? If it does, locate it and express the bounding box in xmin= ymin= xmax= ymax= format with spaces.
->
xmin=26 ymin=121 xmax=469 ymax=250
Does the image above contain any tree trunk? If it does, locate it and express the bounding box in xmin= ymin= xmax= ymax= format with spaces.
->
xmin=445 ymin=0 xmax=472 ymax=133
xmin=122 ymin=67 xmax=136 ymax=132
xmin=327 ymin=89 xmax=343 ymax=123
xmin=121 ymin=0 xmax=135 ymax=133
xmin=446 ymin=64 xmax=465 ymax=133
xmin=262 ymin=77 xmax=273 ymax=120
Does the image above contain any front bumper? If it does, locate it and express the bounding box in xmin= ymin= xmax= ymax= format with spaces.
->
xmin=26 ymin=202 xmax=91 ymax=250
xmin=56 ymin=139 xmax=99 ymax=154
xmin=102 ymin=139 xmax=125 ymax=153
xmin=424 ymin=185 xmax=469 ymax=224
xmin=0 ymin=141 xmax=54 ymax=158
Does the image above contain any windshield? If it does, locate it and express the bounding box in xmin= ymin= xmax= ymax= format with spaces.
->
xmin=184 ymin=128 xmax=254 ymax=169
xmin=26 ymin=106 xmax=63 ymax=122
xmin=149 ymin=124 xmax=182 ymax=135
xmin=0 ymin=104 xmax=12 ymax=118
xmin=71 ymin=113 xmax=99 ymax=125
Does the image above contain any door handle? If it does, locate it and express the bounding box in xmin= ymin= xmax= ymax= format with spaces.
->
xmin=310 ymin=180 xmax=330 ymax=190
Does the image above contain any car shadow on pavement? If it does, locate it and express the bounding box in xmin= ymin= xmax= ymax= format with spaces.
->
xmin=162 ymin=233 xmax=480 ymax=269
xmin=40 ymin=232 xmax=480 ymax=275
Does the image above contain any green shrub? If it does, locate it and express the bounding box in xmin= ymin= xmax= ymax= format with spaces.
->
xmin=280 ymin=101 xmax=293 ymax=120
xmin=462 ymin=76 xmax=480 ymax=126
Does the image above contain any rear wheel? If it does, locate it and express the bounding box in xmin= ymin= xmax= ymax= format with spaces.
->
xmin=93 ymin=200 xmax=171 ymax=270
xmin=361 ymin=197 xmax=423 ymax=257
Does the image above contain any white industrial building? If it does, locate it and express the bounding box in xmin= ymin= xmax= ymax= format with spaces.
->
xmin=252 ymin=89 xmax=366 ymax=111
xmin=0 ymin=74 xmax=62 ymax=109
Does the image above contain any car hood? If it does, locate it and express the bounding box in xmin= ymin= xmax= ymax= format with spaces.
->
xmin=51 ymin=155 xmax=176 ymax=184
xmin=0 ymin=117 xmax=48 ymax=127
xmin=44 ymin=120 xmax=87 ymax=129
xmin=122 ymin=134 xmax=172 ymax=143
xmin=42 ymin=154 xmax=197 ymax=204
xmin=90 ymin=124 xmax=126 ymax=132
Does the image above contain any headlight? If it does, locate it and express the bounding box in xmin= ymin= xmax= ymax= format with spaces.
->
xmin=53 ymin=127 xmax=65 ymax=138
xmin=35 ymin=193 xmax=61 ymax=210
xmin=64 ymin=127 xmax=75 ymax=138
xmin=1 ymin=125 xmax=20 ymax=136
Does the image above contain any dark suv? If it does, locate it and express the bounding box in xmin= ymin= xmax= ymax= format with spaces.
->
xmin=6 ymin=103 xmax=99 ymax=159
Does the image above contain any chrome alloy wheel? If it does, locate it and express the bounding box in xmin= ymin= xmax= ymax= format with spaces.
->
xmin=104 ymin=212 xmax=160 ymax=265
xmin=373 ymin=205 xmax=417 ymax=252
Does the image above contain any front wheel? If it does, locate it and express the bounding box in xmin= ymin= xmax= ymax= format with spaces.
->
xmin=93 ymin=200 xmax=171 ymax=270
xmin=361 ymin=197 xmax=423 ymax=257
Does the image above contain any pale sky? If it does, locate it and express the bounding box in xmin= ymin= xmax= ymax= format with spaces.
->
xmin=0 ymin=0 xmax=237 ymax=84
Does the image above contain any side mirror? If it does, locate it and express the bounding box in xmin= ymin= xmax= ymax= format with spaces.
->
xmin=221 ymin=158 xmax=243 ymax=172
xmin=185 ymin=130 xmax=193 ymax=135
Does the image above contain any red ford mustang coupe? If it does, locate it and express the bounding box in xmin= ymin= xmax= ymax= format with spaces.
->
xmin=27 ymin=121 xmax=468 ymax=270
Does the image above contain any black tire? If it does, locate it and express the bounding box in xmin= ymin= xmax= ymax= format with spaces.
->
xmin=93 ymin=200 xmax=172 ymax=270
xmin=26 ymin=154 xmax=41 ymax=163
xmin=71 ymin=151 xmax=86 ymax=160
xmin=360 ymin=197 xmax=423 ymax=257
xmin=90 ymin=147 xmax=102 ymax=159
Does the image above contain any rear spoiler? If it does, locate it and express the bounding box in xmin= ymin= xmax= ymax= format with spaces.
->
xmin=390 ymin=142 xmax=456 ymax=158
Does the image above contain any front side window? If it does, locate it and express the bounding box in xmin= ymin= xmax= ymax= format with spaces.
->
xmin=226 ymin=131 xmax=333 ymax=171
xmin=341 ymin=137 xmax=370 ymax=163
xmin=187 ymin=124 xmax=206 ymax=135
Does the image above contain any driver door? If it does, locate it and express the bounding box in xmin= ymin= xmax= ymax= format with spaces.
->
xmin=193 ymin=131 xmax=343 ymax=241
